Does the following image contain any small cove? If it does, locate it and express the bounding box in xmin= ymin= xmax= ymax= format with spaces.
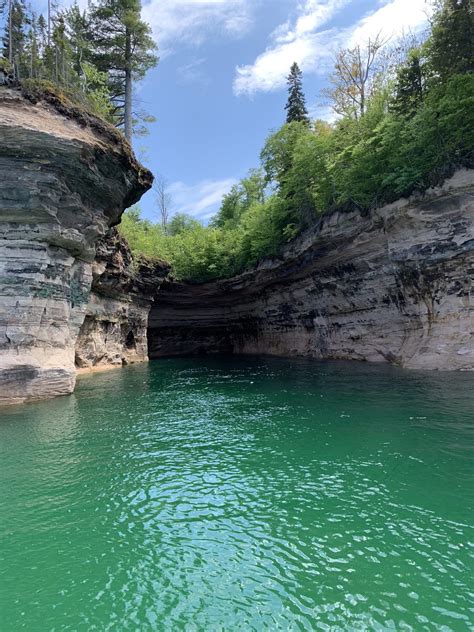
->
xmin=1 ymin=357 xmax=473 ymax=630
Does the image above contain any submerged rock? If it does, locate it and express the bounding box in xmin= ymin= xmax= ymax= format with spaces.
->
xmin=0 ymin=87 xmax=153 ymax=404
xmin=149 ymin=170 xmax=474 ymax=371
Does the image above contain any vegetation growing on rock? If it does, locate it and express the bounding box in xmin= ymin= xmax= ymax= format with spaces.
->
xmin=120 ymin=0 xmax=474 ymax=283
xmin=0 ymin=0 xmax=157 ymax=139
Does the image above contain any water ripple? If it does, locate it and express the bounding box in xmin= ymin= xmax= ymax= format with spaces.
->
xmin=1 ymin=357 xmax=473 ymax=631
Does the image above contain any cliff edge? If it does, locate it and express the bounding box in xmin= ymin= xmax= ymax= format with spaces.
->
xmin=0 ymin=87 xmax=153 ymax=404
xmin=149 ymin=170 xmax=474 ymax=371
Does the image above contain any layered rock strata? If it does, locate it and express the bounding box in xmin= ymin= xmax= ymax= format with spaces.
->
xmin=75 ymin=229 xmax=169 ymax=371
xmin=0 ymin=87 xmax=152 ymax=404
xmin=149 ymin=171 xmax=474 ymax=371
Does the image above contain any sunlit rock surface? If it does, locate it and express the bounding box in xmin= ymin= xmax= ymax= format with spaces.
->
xmin=149 ymin=171 xmax=474 ymax=371
xmin=0 ymin=87 xmax=152 ymax=404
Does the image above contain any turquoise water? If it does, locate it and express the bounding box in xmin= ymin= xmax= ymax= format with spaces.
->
xmin=0 ymin=357 xmax=473 ymax=631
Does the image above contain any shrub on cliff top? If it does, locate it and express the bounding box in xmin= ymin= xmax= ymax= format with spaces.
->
xmin=20 ymin=77 xmax=112 ymax=122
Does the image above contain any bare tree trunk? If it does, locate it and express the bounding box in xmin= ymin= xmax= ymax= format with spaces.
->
xmin=47 ymin=0 xmax=51 ymax=46
xmin=14 ymin=53 xmax=20 ymax=81
xmin=8 ymin=0 xmax=13 ymax=64
xmin=124 ymin=27 xmax=133 ymax=142
xmin=323 ymin=34 xmax=385 ymax=119
xmin=154 ymin=175 xmax=171 ymax=230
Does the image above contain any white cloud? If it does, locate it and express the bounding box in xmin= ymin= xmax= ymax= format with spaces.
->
xmin=177 ymin=58 xmax=210 ymax=85
xmin=308 ymin=103 xmax=339 ymax=123
xmin=142 ymin=0 xmax=255 ymax=55
xmin=233 ymin=0 xmax=430 ymax=97
xmin=233 ymin=0 xmax=350 ymax=96
xmin=168 ymin=178 xmax=237 ymax=222
xmin=348 ymin=0 xmax=430 ymax=46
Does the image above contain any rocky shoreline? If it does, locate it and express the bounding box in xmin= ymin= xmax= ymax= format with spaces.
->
xmin=149 ymin=171 xmax=473 ymax=372
xmin=1 ymin=86 xmax=473 ymax=405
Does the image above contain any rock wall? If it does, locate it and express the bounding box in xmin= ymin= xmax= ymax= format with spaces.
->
xmin=0 ymin=87 xmax=152 ymax=404
xmin=149 ymin=171 xmax=474 ymax=371
xmin=75 ymin=229 xmax=169 ymax=371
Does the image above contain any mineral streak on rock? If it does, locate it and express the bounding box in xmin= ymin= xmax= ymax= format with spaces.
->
xmin=0 ymin=87 xmax=153 ymax=404
xmin=149 ymin=171 xmax=474 ymax=371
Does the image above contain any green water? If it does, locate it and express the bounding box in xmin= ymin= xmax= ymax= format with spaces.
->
xmin=0 ymin=357 xmax=473 ymax=631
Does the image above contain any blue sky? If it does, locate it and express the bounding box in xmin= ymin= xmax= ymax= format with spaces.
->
xmin=32 ymin=0 xmax=431 ymax=222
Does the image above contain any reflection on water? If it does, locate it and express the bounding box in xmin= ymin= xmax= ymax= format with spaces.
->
xmin=1 ymin=357 xmax=473 ymax=631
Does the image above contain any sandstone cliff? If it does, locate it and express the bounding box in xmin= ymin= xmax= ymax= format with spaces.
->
xmin=149 ymin=170 xmax=474 ymax=371
xmin=75 ymin=229 xmax=169 ymax=371
xmin=0 ymin=87 xmax=152 ymax=404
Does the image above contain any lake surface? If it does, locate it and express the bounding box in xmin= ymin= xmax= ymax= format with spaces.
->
xmin=1 ymin=357 xmax=473 ymax=631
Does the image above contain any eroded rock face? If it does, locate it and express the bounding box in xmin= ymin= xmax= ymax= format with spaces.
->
xmin=149 ymin=171 xmax=474 ymax=371
xmin=75 ymin=229 xmax=170 ymax=371
xmin=0 ymin=87 xmax=152 ymax=404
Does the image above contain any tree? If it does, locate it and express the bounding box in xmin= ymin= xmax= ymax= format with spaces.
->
xmin=241 ymin=168 xmax=266 ymax=208
xmin=153 ymin=175 xmax=172 ymax=231
xmin=260 ymin=121 xmax=308 ymax=187
xmin=392 ymin=48 xmax=426 ymax=115
xmin=81 ymin=61 xmax=113 ymax=118
xmin=285 ymin=62 xmax=309 ymax=125
xmin=428 ymin=0 xmax=473 ymax=81
xmin=24 ymin=13 xmax=40 ymax=79
xmin=90 ymin=0 xmax=158 ymax=142
xmin=36 ymin=13 xmax=47 ymax=56
xmin=323 ymin=34 xmax=386 ymax=119
xmin=63 ymin=3 xmax=91 ymax=77
xmin=51 ymin=15 xmax=70 ymax=84
xmin=213 ymin=169 xmax=266 ymax=229
xmin=167 ymin=213 xmax=201 ymax=236
xmin=213 ymin=185 xmax=242 ymax=228
xmin=47 ymin=0 xmax=59 ymax=47
xmin=2 ymin=0 xmax=27 ymax=70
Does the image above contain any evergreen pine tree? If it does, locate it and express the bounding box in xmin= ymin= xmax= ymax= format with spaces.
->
xmin=63 ymin=2 xmax=91 ymax=77
xmin=51 ymin=14 xmax=70 ymax=85
xmin=392 ymin=49 xmax=426 ymax=115
xmin=0 ymin=0 xmax=7 ymax=54
xmin=90 ymin=0 xmax=158 ymax=141
xmin=285 ymin=62 xmax=309 ymax=125
xmin=428 ymin=0 xmax=473 ymax=81
xmin=25 ymin=13 xmax=41 ymax=78
xmin=2 ymin=0 xmax=27 ymax=77
xmin=36 ymin=14 xmax=46 ymax=51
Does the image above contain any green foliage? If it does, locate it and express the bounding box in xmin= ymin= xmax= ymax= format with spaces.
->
xmin=121 ymin=66 xmax=473 ymax=283
xmin=81 ymin=62 xmax=112 ymax=119
xmin=119 ymin=207 xmax=243 ymax=282
xmin=332 ymin=74 xmax=474 ymax=206
xmin=0 ymin=0 xmax=156 ymax=136
xmin=3 ymin=0 xmax=471 ymax=284
xmin=391 ymin=48 xmax=427 ymax=116
xmin=427 ymin=0 xmax=473 ymax=81
xmin=168 ymin=213 xmax=201 ymax=236
xmin=0 ymin=55 xmax=13 ymax=73
xmin=260 ymin=121 xmax=308 ymax=189
xmin=2 ymin=0 xmax=27 ymax=65
xmin=212 ymin=169 xmax=266 ymax=229
xmin=89 ymin=0 xmax=158 ymax=136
